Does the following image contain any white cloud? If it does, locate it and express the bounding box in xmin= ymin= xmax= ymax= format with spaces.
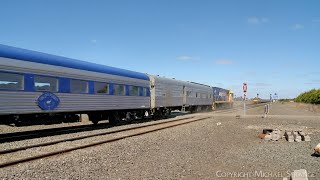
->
xmin=303 ymin=72 xmax=320 ymax=77
xmin=215 ymin=59 xmax=234 ymax=65
xmin=261 ymin=17 xmax=269 ymax=23
xmin=293 ymin=24 xmax=304 ymax=30
xmin=176 ymin=56 xmax=194 ymax=60
xmin=247 ymin=17 xmax=260 ymax=24
xmin=253 ymin=82 xmax=272 ymax=87
xmin=304 ymin=80 xmax=320 ymax=85
xmin=312 ymin=19 xmax=320 ymax=23
xmin=247 ymin=17 xmax=269 ymax=24
xmin=271 ymin=71 xmax=280 ymax=78
xmin=243 ymin=71 xmax=257 ymax=76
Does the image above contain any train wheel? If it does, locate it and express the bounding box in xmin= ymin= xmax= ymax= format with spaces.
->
xmin=91 ymin=119 xmax=99 ymax=125
xmin=88 ymin=114 xmax=100 ymax=125
xmin=190 ymin=106 xmax=195 ymax=113
xmin=125 ymin=112 xmax=134 ymax=122
xmin=153 ymin=110 xmax=161 ymax=120
xmin=165 ymin=109 xmax=171 ymax=118
xmin=142 ymin=110 xmax=150 ymax=120
xmin=109 ymin=112 xmax=120 ymax=125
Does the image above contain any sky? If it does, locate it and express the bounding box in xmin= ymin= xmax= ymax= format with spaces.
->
xmin=0 ymin=0 xmax=319 ymax=99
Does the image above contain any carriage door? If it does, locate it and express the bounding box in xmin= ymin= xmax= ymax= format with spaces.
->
xmin=183 ymin=85 xmax=187 ymax=105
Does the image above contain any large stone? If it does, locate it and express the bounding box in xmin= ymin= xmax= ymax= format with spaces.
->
xmin=292 ymin=131 xmax=302 ymax=142
xmin=264 ymin=133 xmax=272 ymax=141
xmin=262 ymin=129 xmax=273 ymax=134
xmin=314 ymin=143 xmax=320 ymax=155
xmin=298 ymin=130 xmax=311 ymax=142
xmin=285 ymin=131 xmax=294 ymax=142
xmin=258 ymin=134 xmax=266 ymax=139
xmin=271 ymin=129 xmax=282 ymax=141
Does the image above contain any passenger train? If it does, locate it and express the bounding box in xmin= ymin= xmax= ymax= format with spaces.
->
xmin=0 ymin=44 xmax=232 ymax=125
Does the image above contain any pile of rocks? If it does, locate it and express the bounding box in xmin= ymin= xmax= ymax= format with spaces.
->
xmin=285 ymin=130 xmax=311 ymax=142
xmin=259 ymin=129 xmax=311 ymax=142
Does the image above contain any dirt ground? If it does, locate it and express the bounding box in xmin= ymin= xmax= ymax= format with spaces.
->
xmin=290 ymin=102 xmax=320 ymax=113
xmin=1 ymin=102 xmax=320 ymax=179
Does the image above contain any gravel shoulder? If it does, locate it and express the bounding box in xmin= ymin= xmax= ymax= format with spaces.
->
xmin=1 ymin=102 xmax=319 ymax=179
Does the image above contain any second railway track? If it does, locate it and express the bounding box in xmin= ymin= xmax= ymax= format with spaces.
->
xmin=0 ymin=115 xmax=210 ymax=169
xmin=0 ymin=116 xmax=195 ymax=155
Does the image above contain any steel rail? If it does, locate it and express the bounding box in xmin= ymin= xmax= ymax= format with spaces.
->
xmin=0 ymin=116 xmax=196 ymax=155
xmin=0 ymin=116 xmax=209 ymax=168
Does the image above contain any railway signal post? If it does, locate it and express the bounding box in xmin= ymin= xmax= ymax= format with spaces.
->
xmin=243 ymin=83 xmax=247 ymax=115
xmin=264 ymin=104 xmax=270 ymax=118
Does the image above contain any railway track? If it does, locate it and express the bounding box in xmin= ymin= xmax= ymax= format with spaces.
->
xmin=0 ymin=123 xmax=112 ymax=143
xmin=213 ymin=102 xmax=270 ymax=114
xmin=0 ymin=115 xmax=210 ymax=168
xmin=0 ymin=116 xmax=195 ymax=154
xmin=0 ymin=113 xmax=188 ymax=143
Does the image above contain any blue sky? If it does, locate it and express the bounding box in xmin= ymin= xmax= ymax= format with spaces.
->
xmin=1 ymin=0 xmax=319 ymax=99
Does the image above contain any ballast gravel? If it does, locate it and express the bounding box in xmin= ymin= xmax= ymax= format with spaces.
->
xmin=1 ymin=102 xmax=320 ymax=179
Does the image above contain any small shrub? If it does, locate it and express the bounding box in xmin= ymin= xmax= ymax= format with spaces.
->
xmin=295 ymin=89 xmax=320 ymax=104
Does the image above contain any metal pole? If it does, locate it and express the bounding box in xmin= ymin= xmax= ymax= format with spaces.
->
xmin=243 ymin=92 xmax=246 ymax=115
xmin=244 ymin=102 xmax=246 ymax=115
xmin=264 ymin=104 xmax=269 ymax=118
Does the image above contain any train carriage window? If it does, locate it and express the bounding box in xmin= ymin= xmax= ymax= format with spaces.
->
xmin=71 ymin=79 xmax=88 ymax=93
xmin=196 ymin=92 xmax=200 ymax=98
xmin=95 ymin=82 xmax=109 ymax=94
xmin=113 ymin=84 xmax=125 ymax=96
xmin=203 ymin=93 xmax=208 ymax=99
xmin=129 ymin=86 xmax=139 ymax=96
xmin=34 ymin=76 xmax=58 ymax=92
xmin=0 ymin=72 xmax=24 ymax=90
xmin=143 ymin=87 xmax=147 ymax=96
